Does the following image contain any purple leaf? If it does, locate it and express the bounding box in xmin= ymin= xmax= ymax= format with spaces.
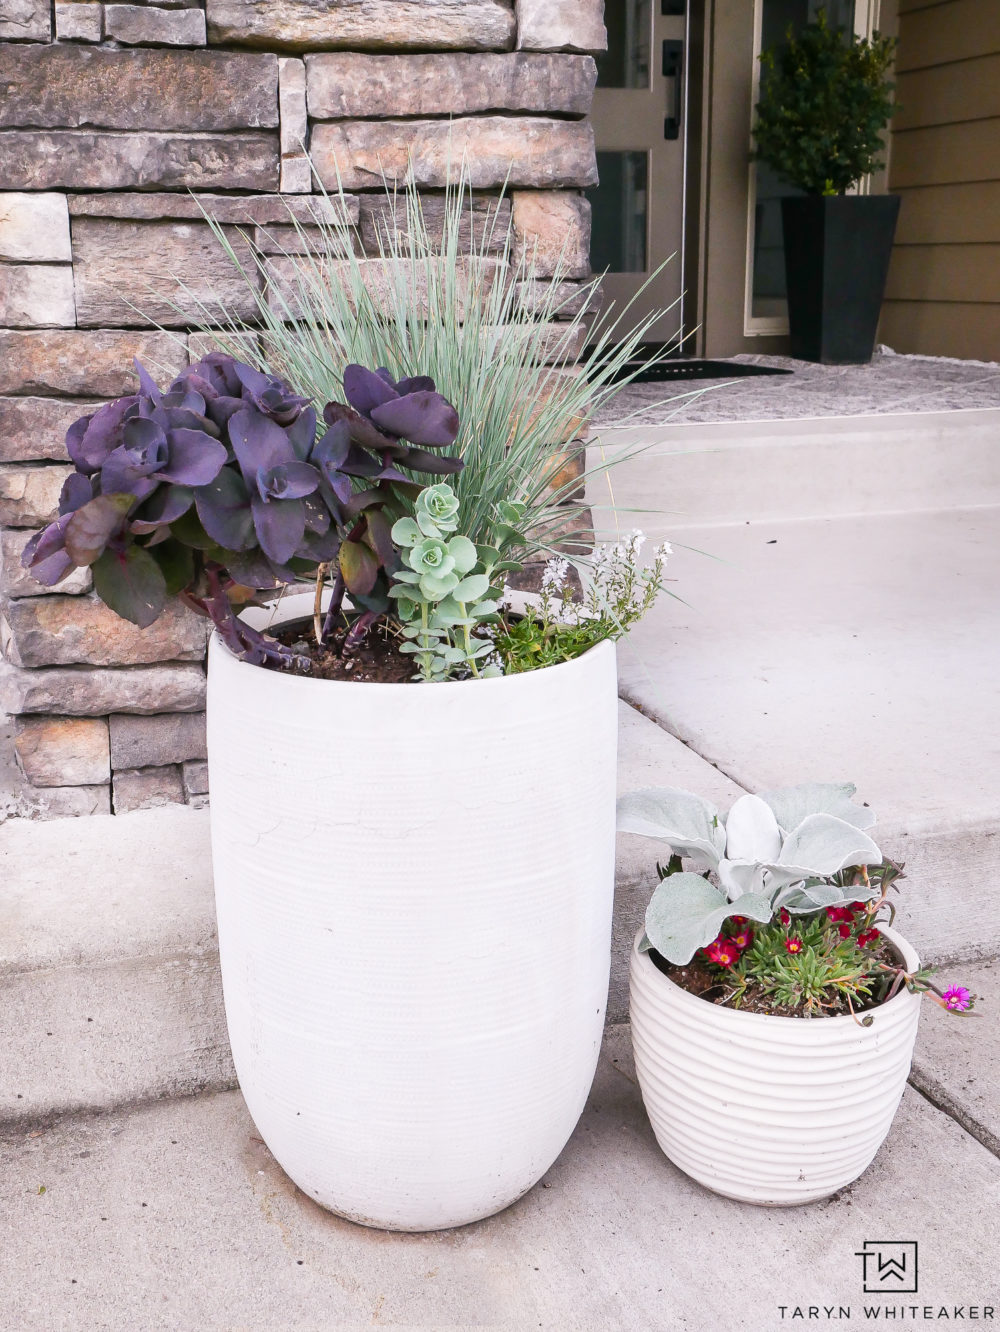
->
xmin=343 ymin=364 xmax=399 ymax=416
xmin=296 ymin=527 xmax=341 ymax=562
xmin=287 ymin=405 xmax=318 ymax=462
xmin=159 ymin=405 xmax=221 ymax=438
xmin=224 ymin=549 xmax=291 ymax=591
xmin=229 ymin=406 xmax=296 ymax=481
xmin=92 ymin=543 xmax=168 ymax=629
xmin=401 ymin=447 xmax=464 ymax=475
xmin=21 ymin=516 xmax=75 ymax=586
xmin=364 ymin=508 xmax=396 ymax=569
xmin=251 ymin=495 xmax=305 ymax=565
xmin=370 ymin=391 xmax=460 ymax=447
xmin=132 ymin=358 xmax=162 ymax=403
xmin=59 ymin=473 xmax=94 ymax=517
xmin=339 ymin=538 xmax=378 ymax=595
xmin=160 ymin=388 xmax=206 ymax=416
xmin=64 ymin=415 xmax=94 ymax=474
xmin=395 ymin=375 xmax=436 ymax=396
xmin=65 ymin=493 xmax=135 ymax=566
xmin=69 ymin=398 xmax=138 ymax=474
xmin=129 ymin=484 xmax=194 ymax=535
xmin=255 ymin=460 xmax=319 ymax=502
xmin=154 ymin=429 xmax=228 ymax=486
xmin=310 ymin=420 xmax=351 ymax=471
xmin=302 ymin=493 xmax=331 ymax=535
xmin=188 ymin=352 xmax=242 ymax=399
xmin=322 ymin=401 xmax=395 ymax=453
xmin=195 ymin=469 xmax=256 ymax=552
xmin=100 ymin=452 xmax=160 ymax=504
xmin=234 ymin=362 xmax=310 ymax=423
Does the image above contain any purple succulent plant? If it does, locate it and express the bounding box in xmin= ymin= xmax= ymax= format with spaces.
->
xmin=22 ymin=353 xmax=463 ymax=667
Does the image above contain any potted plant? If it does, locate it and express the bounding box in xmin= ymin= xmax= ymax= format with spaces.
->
xmin=618 ymin=783 xmax=976 ymax=1205
xmin=754 ymin=9 xmax=899 ymax=364
xmin=23 ymin=176 xmax=683 ymax=1231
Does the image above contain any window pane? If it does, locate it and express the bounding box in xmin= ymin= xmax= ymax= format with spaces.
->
xmin=595 ymin=0 xmax=652 ymax=89
xmin=588 ymin=151 xmax=649 ymax=274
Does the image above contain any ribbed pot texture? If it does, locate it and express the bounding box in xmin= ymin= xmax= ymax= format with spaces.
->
xmin=629 ymin=925 xmax=922 ymax=1205
xmin=207 ymin=595 xmax=619 ymax=1231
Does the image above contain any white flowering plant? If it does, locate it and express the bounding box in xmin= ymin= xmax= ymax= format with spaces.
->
xmin=489 ymin=532 xmax=673 ymax=675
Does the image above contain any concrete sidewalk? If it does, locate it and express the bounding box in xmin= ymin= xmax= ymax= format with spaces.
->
xmin=2 ymin=1023 xmax=998 ymax=1332
xmin=2 ymin=378 xmax=998 ymax=1328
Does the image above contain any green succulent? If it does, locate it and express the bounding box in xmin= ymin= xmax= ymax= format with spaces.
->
xmin=389 ymin=484 xmax=507 ymax=682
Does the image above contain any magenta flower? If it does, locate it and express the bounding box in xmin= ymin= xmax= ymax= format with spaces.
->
xmin=942 ymin=986 xmax=972 ymax=1012
xmin=705 ymin=939 xmax=739 ymax=969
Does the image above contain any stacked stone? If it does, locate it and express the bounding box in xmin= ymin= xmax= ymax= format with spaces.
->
xmin=0 ymin=0 xmax=605 ymax=814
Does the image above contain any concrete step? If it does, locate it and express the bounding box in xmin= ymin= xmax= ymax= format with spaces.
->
xmin=616 ymin=503 xmax=1000 ymax=967
xmin=593 ymin=407 xmax=1000 ymax=530
xmin=0 ymin=702 xmax=738 ymax=1124
xmin=1 ymin=1022 xmax=997 ymax=1331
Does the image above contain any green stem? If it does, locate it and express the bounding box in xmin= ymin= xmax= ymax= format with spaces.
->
xmin=459 ymin=602 xmax=480 ymax=678
xmin=419 ymin=601 xmax=434 ymax=681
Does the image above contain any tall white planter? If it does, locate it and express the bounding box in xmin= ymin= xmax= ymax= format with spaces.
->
xmin=629 ymin=925 xmax=922 ymax=1205
xmin=207 ymin=594 xmax=618 ymax=1232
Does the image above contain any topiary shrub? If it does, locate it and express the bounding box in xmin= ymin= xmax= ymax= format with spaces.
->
xmin=754 ymin=8 xmax=897 ymax=196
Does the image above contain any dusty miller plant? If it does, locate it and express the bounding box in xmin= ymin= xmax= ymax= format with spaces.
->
xmin=619 ymin=783 xmax=976 ymax=1020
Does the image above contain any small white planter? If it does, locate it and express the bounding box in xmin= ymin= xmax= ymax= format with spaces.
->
xmin=629 ymin=925 xmax=922 ymax=1205
xmin=207 ymin=594 xmax=618 ymax=1232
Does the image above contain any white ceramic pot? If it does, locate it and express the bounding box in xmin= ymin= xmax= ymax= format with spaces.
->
xmin=207 ymin=593 xmax=618 ymax=1231
xmin=629 ymin=924 xmax=922 ymax=1205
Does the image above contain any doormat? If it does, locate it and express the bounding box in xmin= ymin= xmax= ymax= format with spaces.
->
xmin=588 ymin=351 xmax=795 ymax=384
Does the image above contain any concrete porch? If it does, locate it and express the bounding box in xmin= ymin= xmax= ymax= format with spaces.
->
xmin=2 ymin=352 xmax=998 ymax=1328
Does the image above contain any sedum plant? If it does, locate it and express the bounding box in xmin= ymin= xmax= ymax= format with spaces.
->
xmin=389 ymin=484 xmax=515 ymax=681
xmin=754 ymin=9 xmax=897 ymax=195
xmin=620 ymin=783 xmax=976 ymax=1019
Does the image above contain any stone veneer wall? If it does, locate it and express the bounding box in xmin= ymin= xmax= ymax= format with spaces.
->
xmin=0 ymin=0 xmax=606 ymax=818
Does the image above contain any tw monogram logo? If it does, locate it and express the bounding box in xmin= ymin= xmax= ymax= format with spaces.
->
xmin=855 ymin=1240 xmax=919 ymax=1294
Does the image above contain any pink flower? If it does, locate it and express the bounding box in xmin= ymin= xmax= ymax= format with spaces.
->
xmin=784 ymin=937 xmax=803 ymax=955
xmin=942 ymin=986 xmax=972 ymax=1013
xmin=730 ymin=929 xmax=754 ymax=952
xmin=705 ymin=940 xmax=739 ymax=969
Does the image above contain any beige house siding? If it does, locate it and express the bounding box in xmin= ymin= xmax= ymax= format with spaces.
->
xmin=882 ymin=0 xmax=1000 ymax=360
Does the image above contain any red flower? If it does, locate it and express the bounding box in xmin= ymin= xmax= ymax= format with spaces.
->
xmin=858 ymin=928 xmax=881 ymax=948
xmin=779 ymin=908 xmax=791 ymax=926
xmin=705 ymin=939 xmax=739 ymax=968
xmin=784 ymin=937 xmax=804 ymax=955
xmin=730 ymin=929 xmax=754 ymax=952
xmin=730 ymin=916 xmax=748 ymax=927
xmin=850 ymin=901 xmax=867 ymax=912
xmin=838 ymin=923 xmax=852 ymax=940
xmin=826 ymin=906 xmax=855 ymax=923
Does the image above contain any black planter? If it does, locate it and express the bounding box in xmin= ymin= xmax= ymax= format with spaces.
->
xmin=780 ymin=194 xmax=901 ymax=365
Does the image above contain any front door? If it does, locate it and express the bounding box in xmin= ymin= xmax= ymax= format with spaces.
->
xmin=587 ymin=0 xmax=689 ymax=346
